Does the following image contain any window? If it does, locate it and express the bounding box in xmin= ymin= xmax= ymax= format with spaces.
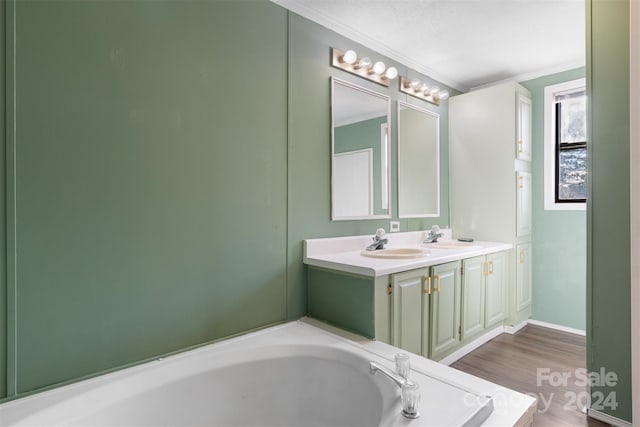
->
xmin=544 ymin=78 xmax=587 ymax=210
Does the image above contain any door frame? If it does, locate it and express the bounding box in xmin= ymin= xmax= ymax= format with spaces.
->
xmin=630 ymin=0 xmax=639 ymax=423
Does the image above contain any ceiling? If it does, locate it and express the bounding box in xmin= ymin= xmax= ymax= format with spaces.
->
xmin=271 ymin=0 xmax=585 ymax=92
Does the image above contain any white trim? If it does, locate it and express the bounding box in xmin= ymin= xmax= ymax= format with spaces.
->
xmin=587 ymin=408 xmax=633 ymax=427
xmin=470 ymin=60 xmax=586 ymax=91
xmin=503 ymin=320 xmax=529 ymax=335
xmin=543 ymin=78 xmax=587 ymax=211
xmin=431 ymin=318 xmax=587 ymax=366
xmin=439 ymin=326 xmax=504 ymax=366
xmin=527 ymin=319 xmax=586 ymax=336
xmin=630 ymin=0 xmax=640 ymax=424
xmin=269 ymin=0 xmax=466 ymax=92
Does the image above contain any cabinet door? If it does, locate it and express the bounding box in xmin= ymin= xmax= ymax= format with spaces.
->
xmin=430 ymin=261 xmax=461 ymax=360
xmin=516 ymin=243 xmax=532 ymax=311
xmin=392 ymin=268 xmax=429 ymax=355
xmin=461 ymin=256 xmax=485 ymax=341
xmin=485 ymin=251 xmax=507 ymax=327
xmin=516 ymin=93 xmax=532 ymax=161
xmin=517 ymin=171 xmax=532 ymax=237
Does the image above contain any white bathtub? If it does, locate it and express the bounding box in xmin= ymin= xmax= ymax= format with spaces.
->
xmin=0 ymin=320 xmax=535 ymax=426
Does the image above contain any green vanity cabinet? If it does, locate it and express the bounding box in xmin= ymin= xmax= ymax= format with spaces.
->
xmin=485 ymin=251 xmax=508 ymax=328
xmin=461 ymin=256 xmax=486 ymax=341
xmin=461 ymin=252 xmax=508 ymax=342
xmin=307 ymin=251 xmax=506 ymax=362
xmin=391 ymin=267 xmax=430 ymax=355
xmin=391 ymin=262 xmax=461 ymax=360
xmin=516 ymin=242 xmax=532 ymax=312
xmin=428 ymin=261 xmax=462 ymax=360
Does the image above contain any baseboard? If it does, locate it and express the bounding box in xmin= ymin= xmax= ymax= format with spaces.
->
xmin=504 ymin=320 xmax=528 ymax=334
xmin=527 ymin=319 xmax=586 ymax=336
xmin=435 ymin=318 xmax=586 ymax=366
xmin=587 ymin=408 xmax=632 ymax=427
xmin=440 ymin=326 xmax=505 ymax=366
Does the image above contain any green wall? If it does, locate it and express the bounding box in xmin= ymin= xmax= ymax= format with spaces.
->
xmin=4 ymin=0 xmax=288 ymax=395
xmin=520 ymin=68 xmax=587 ymax=331
xmin=587 ymin=0 xmax=631 ymax=422
xmin=335 ymin=115 xmax=388 ymax=215
xmin=287 ymin=13 xmax=454 ymax=318
xmin=1 ymin=0 xmax=455 ymax=398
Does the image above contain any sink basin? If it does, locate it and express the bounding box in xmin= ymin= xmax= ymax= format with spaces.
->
xmin=361 ymin=248 xmax=430 ymax=259
xmin=423 ymin=241 xmax=479 ymax=250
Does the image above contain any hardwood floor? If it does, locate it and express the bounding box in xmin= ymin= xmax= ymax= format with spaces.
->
xmin=451 ymin=325 xmax=609 ymax=427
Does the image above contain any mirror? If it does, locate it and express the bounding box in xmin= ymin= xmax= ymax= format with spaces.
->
xmin=331 ymin=78 xmax=391 ymax=220
xmin=397 ymin=101 xmax=440 ymax=217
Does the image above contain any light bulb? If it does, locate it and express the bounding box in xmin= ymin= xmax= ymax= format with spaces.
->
xmin=438 ymin=90 xmax=450 ymax=100
xmin=419 ymin=83 xmax=430 ymax=93
xmin=384 ymin=67 xmax=398 ymax=80
xmin=341 ymin=49 xmax=357 ymax=65
xmin=356 ymin=57 xmax=372 ymax=69
xmin=430 ymin=87 xmax=440 ymax=96
xmin=371 ymin=61 xmax=386 ymax=75
xmin=409 ymin=78 xmax=421 ymax=89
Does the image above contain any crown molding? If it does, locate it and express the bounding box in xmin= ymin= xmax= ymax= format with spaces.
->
xmin=470 ymin=60 xmax=586 ymax=91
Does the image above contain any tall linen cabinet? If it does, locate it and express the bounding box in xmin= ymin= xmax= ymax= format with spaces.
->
xmin=449 ymin=82 xmax=532 ymax=326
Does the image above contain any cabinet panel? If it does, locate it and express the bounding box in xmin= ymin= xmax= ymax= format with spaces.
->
xmin=517 ymin=171 xmax=532 ymax=237
xmin=485 ymin=251 xmax=507 ymax=327
xmin=517 ymin=93 xmax=532 ymax=162
xmin=430 ymin=261 xmax=461 ymax=359
xmin=392 ymin=268 xmax=428 ymax=354
xmin=516 ymin=243 xmax=532 ymax=311
xmin=461 ymin=256 xmax=485 ymax=340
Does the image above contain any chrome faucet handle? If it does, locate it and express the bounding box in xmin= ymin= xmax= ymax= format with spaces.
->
xmin=401 ymin=381 xmax=421 ymax=419
xmin=394 ymin=353 xmax=411 ymax=379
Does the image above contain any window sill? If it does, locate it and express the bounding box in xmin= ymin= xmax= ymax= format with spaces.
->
xmin=544 ymin=201 xmax=586 ymax=211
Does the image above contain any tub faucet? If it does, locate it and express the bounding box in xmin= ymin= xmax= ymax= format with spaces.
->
xmin=366 ymin=228 xmax=388 ymax=251
xmin=424 ymin=225 xmax=443 ymax=243
xmin=369 ymin=354 xmax=420 ymax=419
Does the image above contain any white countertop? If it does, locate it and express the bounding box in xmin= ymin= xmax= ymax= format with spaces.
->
xmin=304 ymin=230 xmax=512 ymax=277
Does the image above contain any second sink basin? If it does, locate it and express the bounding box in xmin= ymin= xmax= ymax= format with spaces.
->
xmin=362 ymin=248 xmax=430 ymax=259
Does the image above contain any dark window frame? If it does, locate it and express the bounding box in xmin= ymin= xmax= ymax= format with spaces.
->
xmin=554 ymin=100 xmax=587 ymax=204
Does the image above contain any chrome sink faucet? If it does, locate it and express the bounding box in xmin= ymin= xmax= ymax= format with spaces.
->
xmin=369 ymin=353 xmax=421 ymax=419
xmin=366 ymin=228 xmax=388 ymax=251
xmin=424 ymin=225 xmax=444 ymax=243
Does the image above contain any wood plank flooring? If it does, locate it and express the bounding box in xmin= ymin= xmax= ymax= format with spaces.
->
xmin=451 ymin=325 xmax=609 ymax=427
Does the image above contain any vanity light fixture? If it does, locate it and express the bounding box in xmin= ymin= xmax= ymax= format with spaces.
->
xmin=400 ymin=76 xmax=449 ymax=106
xmin=331 ymin=48 xmax=398 ymax=87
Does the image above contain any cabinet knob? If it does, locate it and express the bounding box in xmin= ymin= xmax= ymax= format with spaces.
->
xmin=489 ymin=261 xmax=494 ymax=275
xmin=433 ymin=274 xmax=441 ymax=293
xmin=519 ymin=251 xmax=525 ymax=263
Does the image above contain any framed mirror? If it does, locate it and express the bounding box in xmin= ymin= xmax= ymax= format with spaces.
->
xmin=397 ymin=101 xmax=440 ymax=218
xmin=331 ymin=78 xmax=391 ymax=220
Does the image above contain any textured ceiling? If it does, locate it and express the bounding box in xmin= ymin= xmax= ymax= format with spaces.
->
xmin=272 ymin=0 xmax=585 ymax=91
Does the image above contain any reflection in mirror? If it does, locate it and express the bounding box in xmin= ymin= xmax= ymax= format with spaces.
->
xmin=397 ymin=101 xmax=440 ymax=218
xmin=331 ymin=78 xmax=391 ymax=220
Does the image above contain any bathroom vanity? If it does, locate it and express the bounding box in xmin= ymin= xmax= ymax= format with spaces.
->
xmin=304 ymin=230 xmax=512 ymax=362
